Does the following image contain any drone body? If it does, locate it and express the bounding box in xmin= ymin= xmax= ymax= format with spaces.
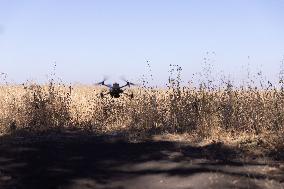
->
xmin=97 ymin=79 xmax=134 ymax=98
xmin=108 ymin=83 xmax=123 ymax=98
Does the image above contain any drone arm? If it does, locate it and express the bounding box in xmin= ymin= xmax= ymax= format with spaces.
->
xmin=102 ymin=84 xmax=112 ymax=88
xmin=119 ymin=83 xmax=129 ymax=89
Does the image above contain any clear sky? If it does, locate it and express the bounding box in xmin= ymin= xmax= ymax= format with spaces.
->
xmin=0 ymin=0 xmax=284 ymax=85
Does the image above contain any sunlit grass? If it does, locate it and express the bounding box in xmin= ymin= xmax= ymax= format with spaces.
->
xmin=0 ymin=65 xmax=284 ymax=157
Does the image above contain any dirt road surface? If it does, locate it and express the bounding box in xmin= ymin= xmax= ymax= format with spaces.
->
xmin=0 ymin=132 xmax=283 ymax=189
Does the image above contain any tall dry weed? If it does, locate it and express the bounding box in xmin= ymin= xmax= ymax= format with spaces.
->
xmin=0 ymin=65 xmax=283 ymax=152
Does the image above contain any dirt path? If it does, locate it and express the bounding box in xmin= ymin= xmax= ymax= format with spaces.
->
xmin=0 ymin=133 xmax=283 ymax=189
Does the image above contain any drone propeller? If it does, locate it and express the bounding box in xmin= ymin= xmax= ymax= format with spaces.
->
xmin=95 ymin=76 xmax=109 ymax=86
xmin=120 ymin=76 xmax=136 ymax=87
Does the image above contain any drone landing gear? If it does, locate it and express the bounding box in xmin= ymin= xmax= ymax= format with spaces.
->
xmin=100 ymin=92 xmax=133 ymax=99
xmin=100 ymin=92 xmax=110 ymax=98
xmin=125 ymin=93 xmax=134 ymax=99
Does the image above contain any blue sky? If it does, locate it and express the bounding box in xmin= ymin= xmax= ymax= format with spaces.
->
xmin=0 ymin=0 xmax=284 ymax=85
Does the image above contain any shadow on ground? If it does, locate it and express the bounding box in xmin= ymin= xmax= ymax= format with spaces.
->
xmin=0 ymin=128 xmax=283 ymax=189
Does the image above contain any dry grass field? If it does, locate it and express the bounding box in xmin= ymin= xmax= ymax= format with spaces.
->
xmin=1 ymin=69 xmax=284 ymax=189
xmin=1 ymin=71 xmax=284 ymax=159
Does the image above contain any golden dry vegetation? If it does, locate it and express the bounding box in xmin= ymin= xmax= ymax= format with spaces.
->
xmin=0 ymin=80 xmax=284 ymax=152
xmin=1 ymin=66 xmax=284 ymax=157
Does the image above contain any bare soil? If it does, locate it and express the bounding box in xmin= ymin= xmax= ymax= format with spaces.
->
xmin=0 ymin=130 xmax=283 ymax=189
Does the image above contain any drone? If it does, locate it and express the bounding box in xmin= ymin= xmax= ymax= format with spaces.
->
xmin=96 ymin=77 xmax=135 ymax=98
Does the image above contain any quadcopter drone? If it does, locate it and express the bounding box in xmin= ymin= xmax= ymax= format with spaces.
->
xmin=96 ymin=78 xmax=135 ymax=98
